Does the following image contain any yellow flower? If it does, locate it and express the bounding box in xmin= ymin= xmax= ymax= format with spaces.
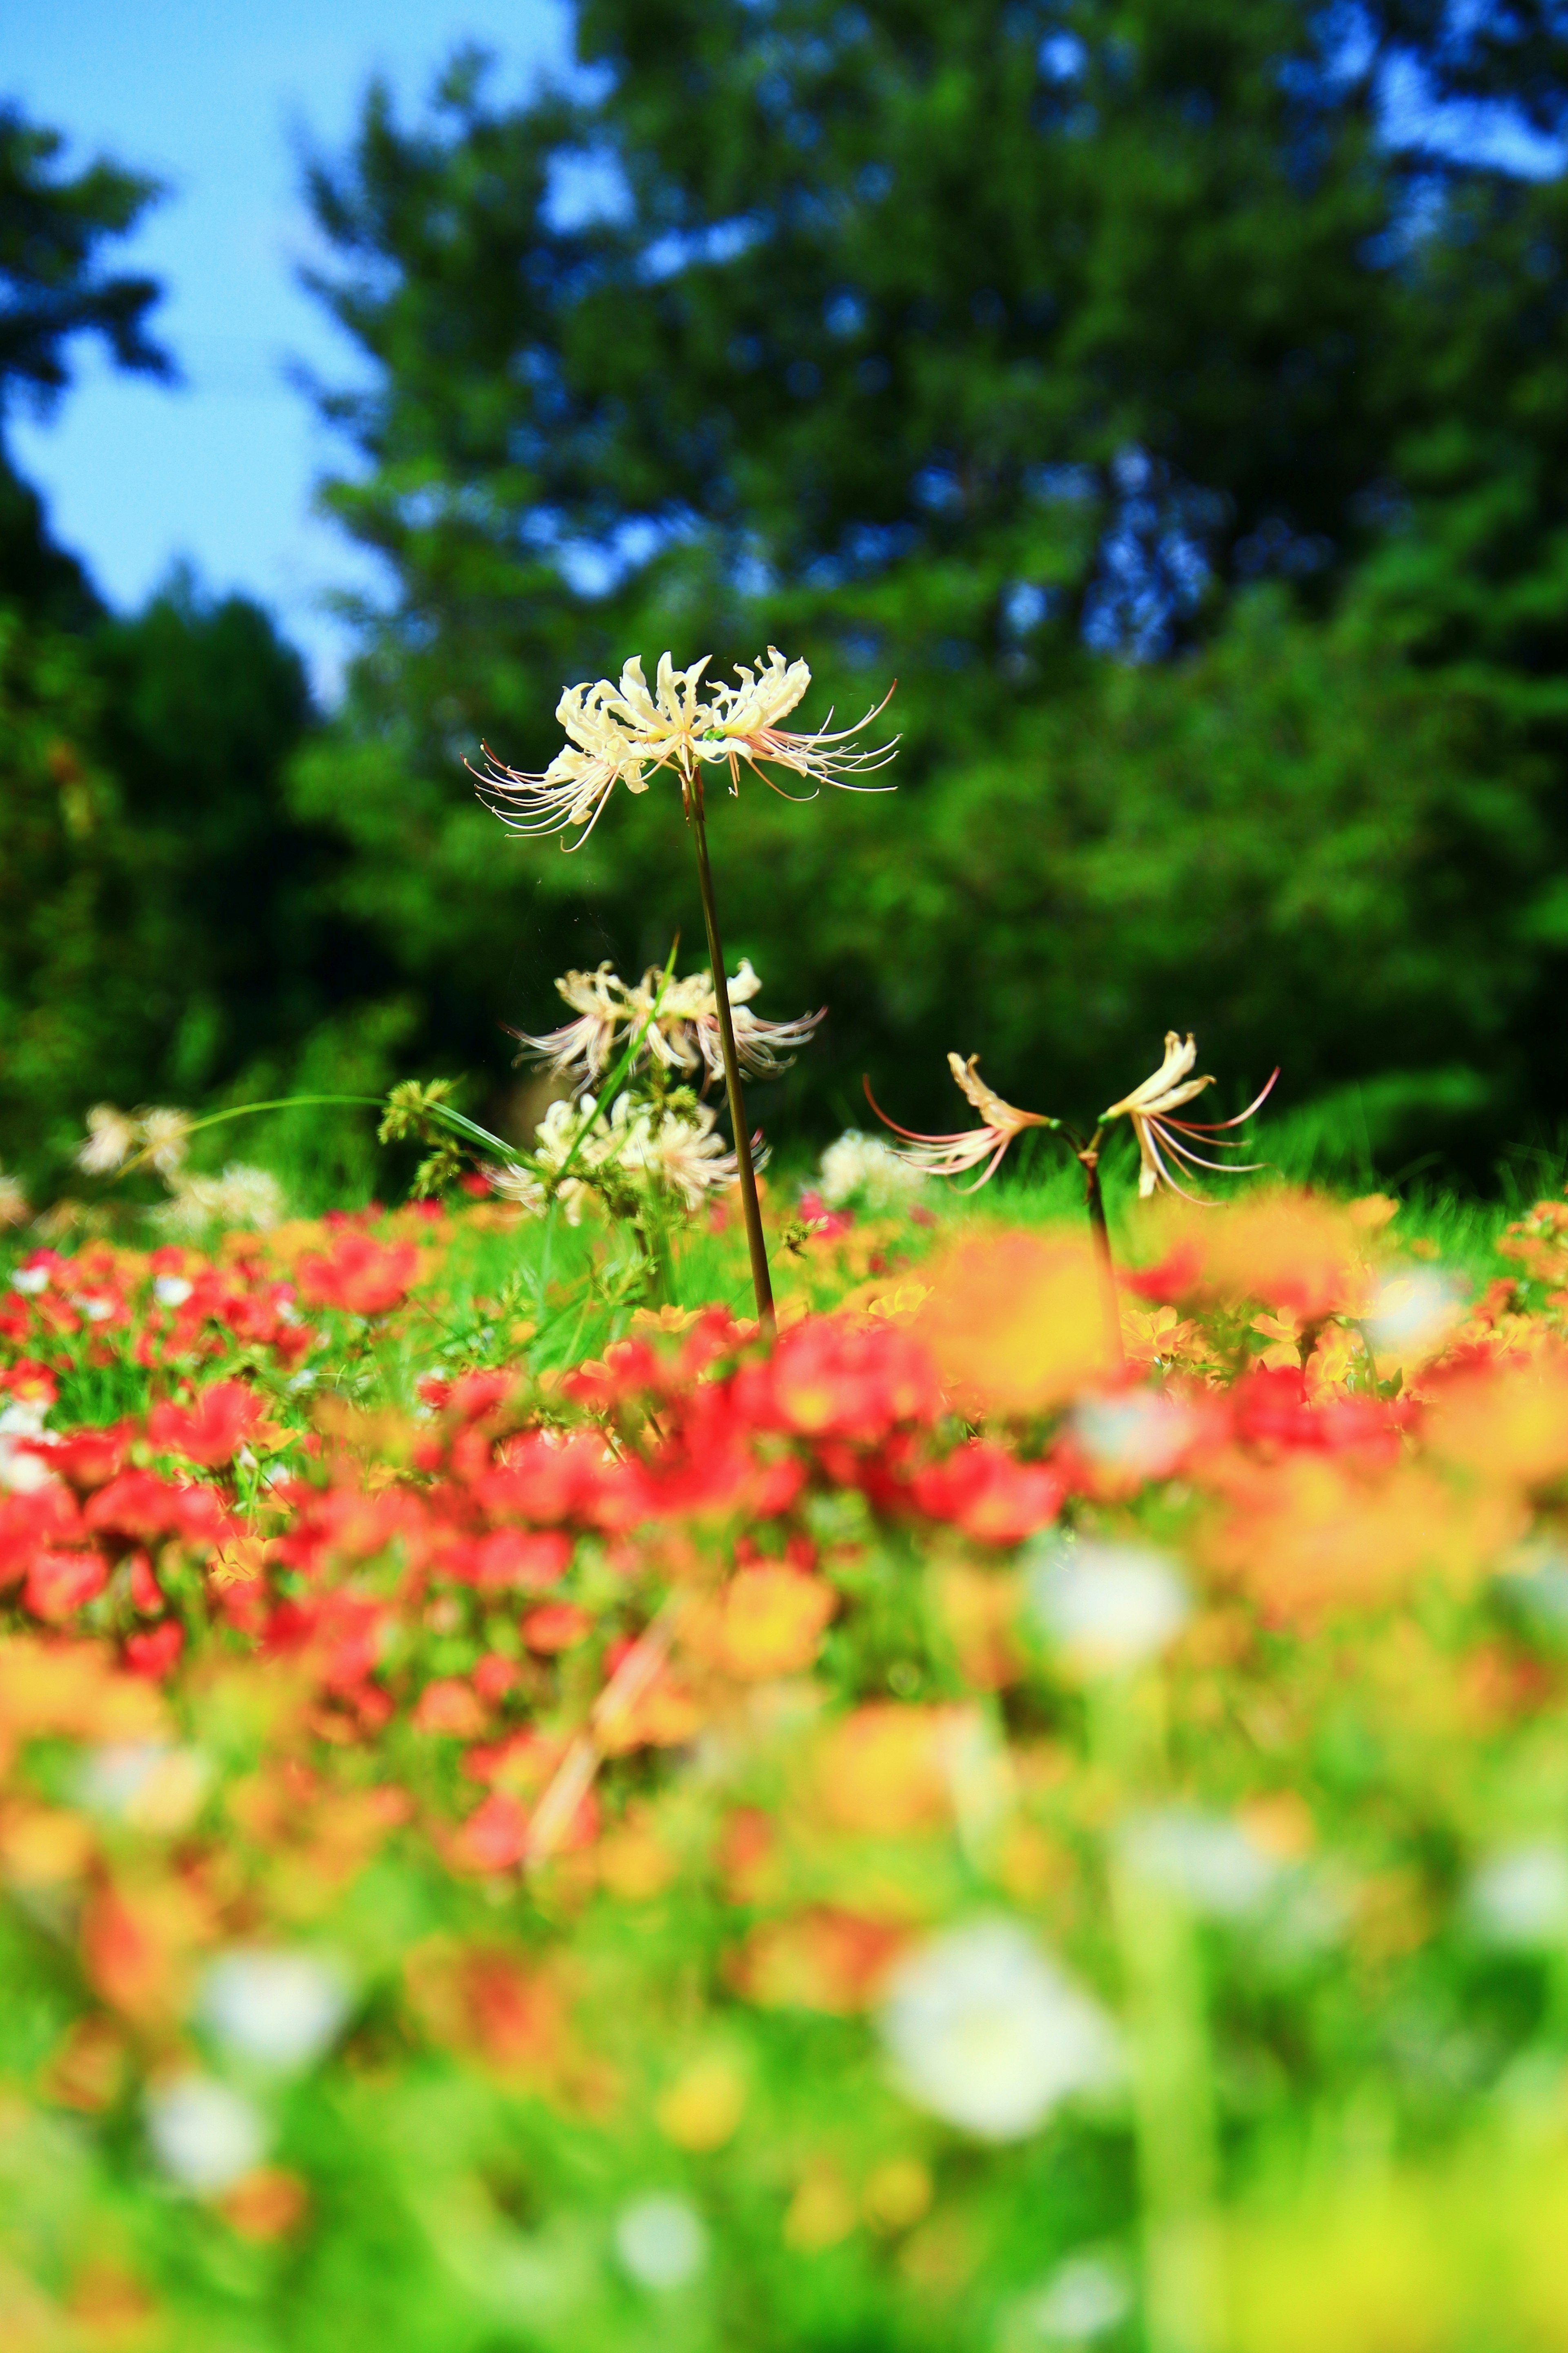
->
xmin=471 ymin=647 xmax=895 ymax=848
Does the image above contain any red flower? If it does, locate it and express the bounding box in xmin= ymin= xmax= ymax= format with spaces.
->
xmin=0 ymin=1488 xmax=83 ymax=1585
xmin=908 ymin=1442 xmax=1065 ymax=1545
xmin=521 ymin=1601 xmax=593 ymax=1653
xmin=737 ymin=1317 xmax=942 ymax=1443
xmin=86 ymin=1470 xmax=227 ymax=1548
xmin=25 ymin=1550 xmax=108 ymax=1620
xmin=124 ymin=1621 xmax=184 ymax=1677
xmin=295 ymin=1234 xmax=419 ymax=1316
xmin=148 ymin=1380 xmax=263 ymax=1468
xmin=453 ymin=1791 xmax=531 ymax=1873
xmin=442 ymin=1528 xmax=574 ymax=1589
xmin=39 ymin=1426 xmax=129 ymax=1492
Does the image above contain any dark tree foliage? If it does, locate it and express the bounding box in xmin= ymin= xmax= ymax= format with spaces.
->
xmin=0 ymin=574 xmax=390 ymax=1180
xmin=0 ymin=100 xmax=172 ymax=623
xmin=0 ymin=102 xmax=396 ymax=1187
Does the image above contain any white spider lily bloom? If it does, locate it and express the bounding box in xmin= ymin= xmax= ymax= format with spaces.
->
xmin=878 ymin=1919 xmax=1120 ymax=2141
xmin=512 ymin=958 xmax=822 ymax=1093
xmin=817 ymin=1129 xmax=927 ymax=1210
xmin=152 ymin=1165 xmax=285 ymax=1240
xmin=1101 ymin=1031 xmax=1275 ymax=1201
xmin=76 ymin=1103 xmax=140 ymax=1175
xmin=484 ymin=1160 xmax=548 ymax=1216
xmin=508 ymin=963 xmax=627 ymax=1086
xmin=471 ymin=647 xmax=895 ymax=848
xmin=139 ymin=1107 xmax=192 ymax=1176
xmin=619 ymin=1099 xmax=748 ymax=1211
xmin=873 ymin=1052 xmax=1054 ymax=1189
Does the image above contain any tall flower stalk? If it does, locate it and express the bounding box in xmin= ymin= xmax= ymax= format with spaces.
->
xmin=472 ymin=649 xmax=896 ymax=1328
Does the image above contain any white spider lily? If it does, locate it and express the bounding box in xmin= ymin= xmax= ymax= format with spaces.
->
xmin=76 ymin=1104 xmax=140 ymax=1175
xmin=1101 ymin=1031 xmax=1276 ymax=1201
xmin=471 ymin=647 xmax=896 ymax=848
xmin=872 ymin=1053 xmax=1054 ymax=1189
xmin=510 ymin=959 xmax=822 ymax=1093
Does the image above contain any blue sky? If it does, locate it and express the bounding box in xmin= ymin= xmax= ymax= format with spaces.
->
xmin=5 ymin=0 xmax=568 ymax=698
xmin=6 ymin=6 xmax=1562 ymax=703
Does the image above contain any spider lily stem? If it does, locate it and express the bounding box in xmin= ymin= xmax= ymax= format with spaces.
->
xmin=1069 ymin=1126 xmax=1125 ymax=1372
xmin=687 ymin=779 xmax=775 ymax=1332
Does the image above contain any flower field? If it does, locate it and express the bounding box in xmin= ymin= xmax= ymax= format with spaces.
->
xmin=4 ymin=1167 xmax=1568 ymax=2353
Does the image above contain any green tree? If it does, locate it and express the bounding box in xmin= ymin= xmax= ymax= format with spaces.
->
xmin=289 ymin=2 xmax=1568 ymax=1168
xmin=0 ymin=99 xmax=171 ymax=622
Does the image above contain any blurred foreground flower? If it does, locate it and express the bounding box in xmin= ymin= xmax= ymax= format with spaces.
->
xmin=879 ymin=1919 xmax=1119 ymax=2140
xmin=615 ymin=2193 xmax=708 ymax=2289
xmin=1467 ymin=1844 xmax=1568 ymax=1949
xmin=146 ymin=2075 xmax=267 ymax=2192
xmin=199 ymin=1948 xmax=352 ymax=2072
xmin=1026 ymin=1536 xmax=1193 ymax=1674
xmin=1120 ymin=1809 xmax=1280 ymax=1918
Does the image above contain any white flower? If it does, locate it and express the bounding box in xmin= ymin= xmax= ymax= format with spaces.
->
xmin=1362 ymin=1270 xmax=1465 ymax=1358
xmin=76 ymin=1103 xmax=140 ymax=1175
xmin=614 ymin=2194 xmax=708 ymax=2289
xmin=471 ymin=647 xmax=896 ymax=849
xmin=525 ymin=1089 xmax=748 ymax=1217
xmin=10 ymin=1263 xmax=49 ymax=1295
xmin=138 ymin=1107 xmax=192 ymax=1177
xmin=874 ymin=1054 xmax=1054 ymax=1189
xmin=484 ymin=1161 xmax=548 ymax=1216
xmin=1101 ymin=1032 xmax=1274 ymax=1201
xmin=146 ymin=2074 xmax=267 ymax=2191
xmin=1469 ymin=1844 xmax=1568 ymax=1949
xmin=999 ymin=2253 xmax=1134 ymax=2350
xmin=1025 ymin=1536 xmax=1192 ymax=1674
xmin=1070 ymin=1390 xmax=1196 ymax=1479
xmin=78 ymin=1742 xmax=210 ymax=1832
xmin=878 ymin=1919 xmax=1120 ymax=2141
xmin=617 ymin=1099 xmax=744 ymax=1212
xmin=0 ymin=1396 xmax=53 ymax=1493
xmin=511 ymin=957 xmax=822 ymax=1093
xmin=152 ymin=1164 xmax=285 ymax=1239
xmin=1120 ymin=1809 xmax=1278 ymax=1918
xmin=817 ymin=1129 xmax=927 ymax=1211
xmin=154 ymin=1274 xmax=193 ymax=1308
xmin=199 ymin=1947 xmax=352 ymax=2071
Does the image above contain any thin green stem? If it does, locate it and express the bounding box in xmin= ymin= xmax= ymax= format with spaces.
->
xmin=687 ymin=779 xmax=774 ymax=1332
xmin=1075 ymin=1131 xmax=1125 ymax=1372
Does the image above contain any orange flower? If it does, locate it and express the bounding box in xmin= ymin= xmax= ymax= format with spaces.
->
xmin=1425 ymin=1353 xmax=1568 ymax=1488
xmin=710 ymin=1566 xmax=837 ymax=1679
xmin=916 ymin=1232 xmax=1109 ymax=1415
